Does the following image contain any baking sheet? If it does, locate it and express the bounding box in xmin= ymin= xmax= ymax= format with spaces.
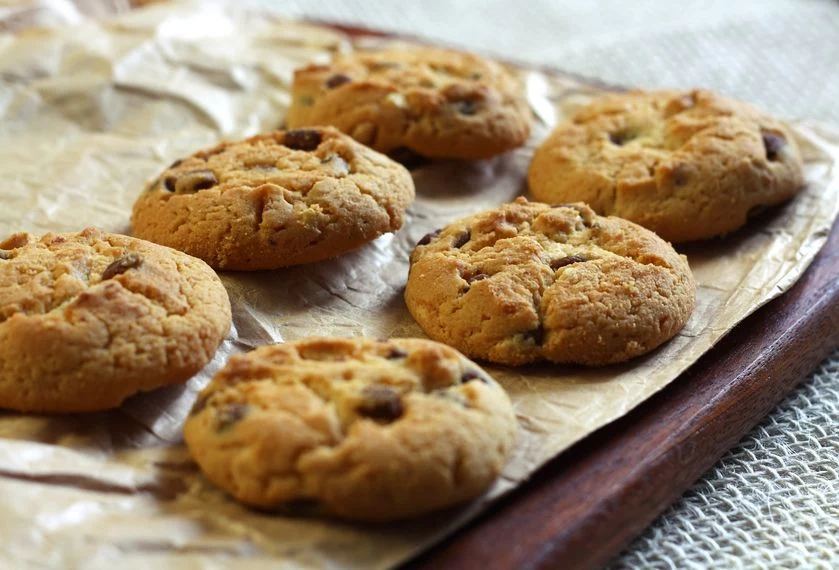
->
xmin=1 ymin=1 xmax=838 ymax=568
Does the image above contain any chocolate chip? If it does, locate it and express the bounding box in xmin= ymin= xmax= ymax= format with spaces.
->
xmin=189 ymin=393 xmax=211 ymax=416
xmin=325 ymin=73 xmax=351 ymax=88
xmin=163 ymin=176 xmax=176 ymax=192
xmin=609 ymin=132 xmax=626 ymax=145
xmin=283 ymin=129 xmax=322 ymax=151
xmin=174 ymin=169 xmax=217 ymax=193
xmin=0 ymin=250 xmax=11 ymax=260
xmin=387 ymin=147 xmax=431 ymax=170
xmin=101 ymin=253 xmax=142 ymax=280
xmin=762 ymin=132 xmax=785 ymax=161
xmin=169 ymin=158 xmax=183 ymax=169
xmin=550 ymin=254 xmax=587 ymax=270
xmin=386 ymin=347 xmax=408 ymax=359
xmin=452 ymin=230 xmax=471 ymax=249
xmin=461 ymin=370 xmax=489 ymax=384
xmin=417 ymin=229 xmax=442 ymax=246
xmin=357 ymin=386 xmax=403 ymax=422
xmin=217 ymin=403 xmax=249 ymax=431
xmin=454 ymin=100 xmax=478 ymax=116
xmin=466 ymin=272 xmax=488 ymax=284
xmin=525 ymin=326 xmax=544 ymax=346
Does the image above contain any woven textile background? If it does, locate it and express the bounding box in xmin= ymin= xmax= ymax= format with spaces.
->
xmin=251 ymin=0 xmax=839 ymax=566
xmin=236 ymin=0 xmax=839 ymax=566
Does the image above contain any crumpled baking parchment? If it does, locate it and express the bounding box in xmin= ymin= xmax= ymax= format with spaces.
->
xmin=0 ymin=1 xmax=838 ymax=569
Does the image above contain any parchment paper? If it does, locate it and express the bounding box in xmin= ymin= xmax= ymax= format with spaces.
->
xmin=1 ymin=1 xmax=838 ymax=569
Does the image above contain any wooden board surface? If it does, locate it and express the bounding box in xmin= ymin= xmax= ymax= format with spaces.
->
xmin=310 ymin=22 xmax=839 ymax=570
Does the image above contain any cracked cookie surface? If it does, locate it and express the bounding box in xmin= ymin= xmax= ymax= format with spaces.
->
xmin=131 ymin=126 xmax=415 ymax=270
xmin=183 ymin=337 xmax=517 ymax=521
xmin=0 ymin=228 xmax=231 ymax=412
xmin=528 ymin=89 xmax=805 ymax=242
xmin=405 ymin=198 xmax=696 ymax=366
xmin=286 ymin=47 xmax=532 ymax=159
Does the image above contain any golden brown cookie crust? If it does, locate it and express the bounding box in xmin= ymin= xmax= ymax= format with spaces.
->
xmin=0 ymin=228 xmax=231 ymax=412
xmin=404 ymin=198 xmax=696 ymax=366
xmin=131 ymin=127 xmax=415 ymax=270
xmin=287 ymin=47 xmax=532 ymax=159
xmin=527 ymin=89 xmax=805 ymax=242
xmin=183 ymin=337 xmax=517 ymax=521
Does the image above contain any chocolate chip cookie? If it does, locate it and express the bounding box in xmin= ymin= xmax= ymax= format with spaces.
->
xmin=131 ymin=127 xmax=415 ymax=270
xmin=405 ymin=198 xmax=695 ymax=366
xmin=528 ymin=89 xmax=805 ymax=243
xmin=183 ymin=337 xmax=517 ymax=521
xmin=286 ymin=47 xmax=532 ymax=159
xmin=0 ymin=228 xmax=231 ymax=412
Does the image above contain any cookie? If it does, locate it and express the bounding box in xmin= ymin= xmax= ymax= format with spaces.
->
xmin=404 ymin=198 xmax=695 ymax=366
xmin=528 ymin=89 xmax=805 ymax=242
xmin=131 ymin=127 xmax=415 ymax=270
xmin=183 ymin=337 xmax=517 ymax=521
xmin=0 ymin=228 xmax=231 ymax=412
xmin=286 ymin=47 xmax=532 ymax=160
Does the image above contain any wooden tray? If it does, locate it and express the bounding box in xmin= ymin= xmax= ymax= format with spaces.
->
xmin=317 ymin=23 xmax=839 ymax=570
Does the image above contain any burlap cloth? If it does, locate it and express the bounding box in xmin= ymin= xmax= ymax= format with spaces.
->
xmin=244 ymin=0 xmax=839 ymax=567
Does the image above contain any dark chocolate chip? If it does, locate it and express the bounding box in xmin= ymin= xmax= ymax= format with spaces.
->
xmin=169 ymin=158 xmax=183 ymax=169
xmin=550 ymin=254 xmax=587 ymax=270
xmin=466 ymin=272 xmax=488 ymax=284
xmin=386 ymin=347 xmax=408 ymax=359
xmin=357 ymin=386 xmax=403 ymax=422
xmin=461 ymin=369 xmax=489 ymax=384
xmin=454 ymin=100 xmax=478 ymax=116
xmin=762 ymin=132 xmax=785 ymax=161
xmin=525 ymin=326 xmax=544 ymax=346
xmin=189 ymin=393 xmax=211 ymax=416
xmin=387 ymin=147 xmax=431 ymax=170
xmin=609 ymin=132 xmax=632 ymax=146
xmin=217 ymin=403 xmax=249 ymax=431
xmin=175 ymin=169 xmax=217 ymax=193
xmin=452 ymin=230 xmax=471 ymax=248
xmin=102 ymin=253 xmax=142 ymax=280
xmin=163 ymin=176 xmax=176 ymax=192
xmin=325 ymin=73 xmax=352 ymax=88
xmin=417 ymin=229 xmax=442 ymax=246
xmin=0 ymin=250 xmax=11 ymax=260
xmin=283 ymin=129 xmax=322 ymax=151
